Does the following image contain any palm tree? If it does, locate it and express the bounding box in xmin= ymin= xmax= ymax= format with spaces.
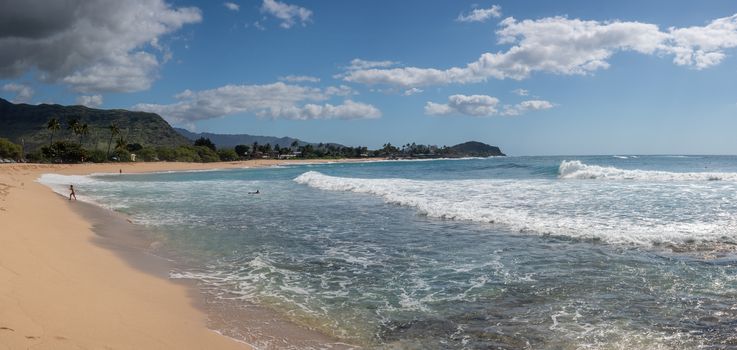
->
xmin=115 ymin=136 xmax=127 ymax=152
xmin=46 ymin=118 xmax=61 ymax=146
xmin=67 ymin=119 xmax=80 ymax=142
xmin=78 ymin=123 xmax=89 ymax=145
xmin=106 ymin=123 xmax=120 ymax=159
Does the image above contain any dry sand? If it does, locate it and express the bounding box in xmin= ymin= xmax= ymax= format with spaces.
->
xmin=0 ymin=159 xmax=367 ymax=349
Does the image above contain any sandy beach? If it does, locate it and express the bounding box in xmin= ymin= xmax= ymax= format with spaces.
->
xmin=0 ymin=159 xmax=364 ymax=349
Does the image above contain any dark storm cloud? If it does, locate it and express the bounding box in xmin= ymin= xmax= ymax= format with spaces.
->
xmin=0 ymin=0 xmax=201 ymax=93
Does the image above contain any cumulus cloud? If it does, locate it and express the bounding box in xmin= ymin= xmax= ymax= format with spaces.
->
xmin=502 ymin=99 xmax=554 ymax=116
xmin=76 ymin=94 xmax=103 ymax=108
xmin=425 ymin=94 xmax=553 ymax=117
xmin=324 ymin=85 xmax=355 ymax=96
xmin=132 ymin=82 xmax=380 ymax=124
xmin=1 ymin=83 xmax=34 ymax=103
xmin=347 ymin=59 xmax=399 ymax=70
xmin=667 ymin=14 xmax=737 ymax=68
xmin=261 ymin=0 xmax=312 ymax=29
xmin=279 ymin=75 xmax=320 ymax=83
xmin=403 ymin=88 xmax=423 ymax=96
xmin=224 ymin=2 xmax=239 ymax=11
xmin=425 ymin=95 xmax=500 ymax=117
xmin=345 ymin=13 xmax=737 ymax=88
xmin=457 ymin=5 xmax=502 ymax=23
xmin=0 ymin=0 xmax=201 ymax=93
xmin=258 ymin=100 xmax=381 ymax=120
xmin=511 ymin=88 xmax=529 ymax=96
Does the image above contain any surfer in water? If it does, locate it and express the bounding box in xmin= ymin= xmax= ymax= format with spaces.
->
xmin=248 ymin=190 xmax=260 ymax=194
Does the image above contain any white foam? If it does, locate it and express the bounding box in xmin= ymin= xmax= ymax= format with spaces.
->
xmin=294 ymin=171 xmax=737 ymax=246
xmin=37 ymin=173 xmax=106 ymax=203
xmin=558 ymin=160 xmax=737 ymax=181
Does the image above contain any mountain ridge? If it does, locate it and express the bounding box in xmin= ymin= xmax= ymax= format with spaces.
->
xmin=0 ymin=98 xmax=189 ymax=151
xmin=173 ymin=128 xmax=319 ymax=149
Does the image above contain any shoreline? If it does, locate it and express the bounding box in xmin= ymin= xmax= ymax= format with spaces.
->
xmin=0 ymin=159 xmax=370 ymax=349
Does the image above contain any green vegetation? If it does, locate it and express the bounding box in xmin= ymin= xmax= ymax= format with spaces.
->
xmin=46 ymin=117 xmax=60 ymax=146
xmin=372 ymin=141 xmax=505 ymax=158
xmin=217 ymin=149 xmax=239 ymax=161
xmin=0 ymin=98 xmax=190 ymax=152
xmin=194 ymin=137 xmax=216 ymax=151
xmin=27 ymin=141 xmax=89 ymax=163
xmin=0 ymin=138 xmax=23 ymax=161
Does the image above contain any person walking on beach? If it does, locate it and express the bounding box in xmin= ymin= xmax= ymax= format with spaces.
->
xmin=69 ymin=185 xmax=76 ymax=201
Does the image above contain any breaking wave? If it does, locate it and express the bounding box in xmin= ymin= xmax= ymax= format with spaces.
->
xmin=558 ymin=160 xmax=737 ymax=181
xmin=294 ymin=171 xmax=737 ymax=246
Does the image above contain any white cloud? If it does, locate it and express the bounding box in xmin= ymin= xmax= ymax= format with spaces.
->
xmin=76 ymin=94 xmax=103 ymax=108
xmin=425 ymin=94 xmax=500 ymax=117
xmin=261 ymin=0 xmax=312 ymax=29
xmin=132 ymin=82 xmax=380 ymax=124
xmin=403 ymin=88 xmax=423 ymax=96
xmin=347 ymin=59 xmax=398 ymax=71
xmin=61 ymin=52 xmax=160 ymax=93
xmin=324 ymin=85 xmax=355 ymax=96
xmin=425 ymin=94 xmax=554 ymax=117
xmin=344 ymin=13 xmax=737 ymax=88
xmin=224 ymin=2 xmax=239 ymax=11
xmin=457 ymin=5 xmax=501 ymax=23
xmin=279 ymin=75 xmax=320 ymax=83
xmin=502 ymin=99 xmax=554 ymax=116
xmin=258 ymin=100 xmax=381 ymax=120
xmin=2 ymin=83 xmax=34 ymax=103
xmin=667 ymin=14 xmax=737 ymax=69
xmin=511 ymin=88 xmax=529 ymax=96
xmin=0 ymin=0 xmax=201 ymax=93
xmin=253 ymin=21 xmax=266 ymax=31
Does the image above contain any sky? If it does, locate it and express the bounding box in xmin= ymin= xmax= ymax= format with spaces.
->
xmin=1 ymin=0 xmax=737 ymax=155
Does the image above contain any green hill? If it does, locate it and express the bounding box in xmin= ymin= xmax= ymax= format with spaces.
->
xmin=0 ymin=98 xmax=189 ymax=152
xmin=447 ymin=141 xmax=505 ymax=157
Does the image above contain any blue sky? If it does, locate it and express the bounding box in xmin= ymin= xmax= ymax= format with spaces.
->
xmin=2 ymin=0 xmax=737 ymax=155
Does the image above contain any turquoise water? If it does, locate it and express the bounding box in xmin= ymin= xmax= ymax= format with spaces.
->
xmin=40 ymin=156 xmax=737 ymax=348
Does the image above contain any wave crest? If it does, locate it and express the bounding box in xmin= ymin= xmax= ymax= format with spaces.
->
xmin=294 ymin=171 xmax=737 ymax=246
xmin=558 ymin=160 xmax=737 ymax=181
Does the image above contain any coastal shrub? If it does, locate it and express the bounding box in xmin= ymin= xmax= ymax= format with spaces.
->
xmin=114 ymin=149 xmax=131 ymax=162
xmin=194 ymin=145 xmax=219 ymax=162
xmin=87 ymin=149 xmax=107 ymax=163
xmin=217 ymin=149 xmax=239 ymax=161
xmin=234 ymin=144 xmax=250 ymax=157
xmin=173 ymin=146 xmax=201 ymax=162
xmin=26 ymin=149 xmax=46 ymax=163
xmin=194 ymin=137 xmax=216 ymax=151
xmin=137 ymin=147 xmax=158 ymax=161
xmin=126 ymin=143 xmax=143 ymax=153
xmin=155 ymin=146 xmax=177 ymax=161
xmin=0 ymin=138 xmax=23 ymax=161
xmin=41 ymin=141 xmax=88 ymax=163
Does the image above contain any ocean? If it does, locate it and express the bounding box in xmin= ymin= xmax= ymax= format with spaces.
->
xmin=39 ymin=156 xmax=737 ymax=349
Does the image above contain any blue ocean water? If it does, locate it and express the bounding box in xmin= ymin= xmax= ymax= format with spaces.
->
xmin=40 ymin=156 xmax=737 ymax=348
